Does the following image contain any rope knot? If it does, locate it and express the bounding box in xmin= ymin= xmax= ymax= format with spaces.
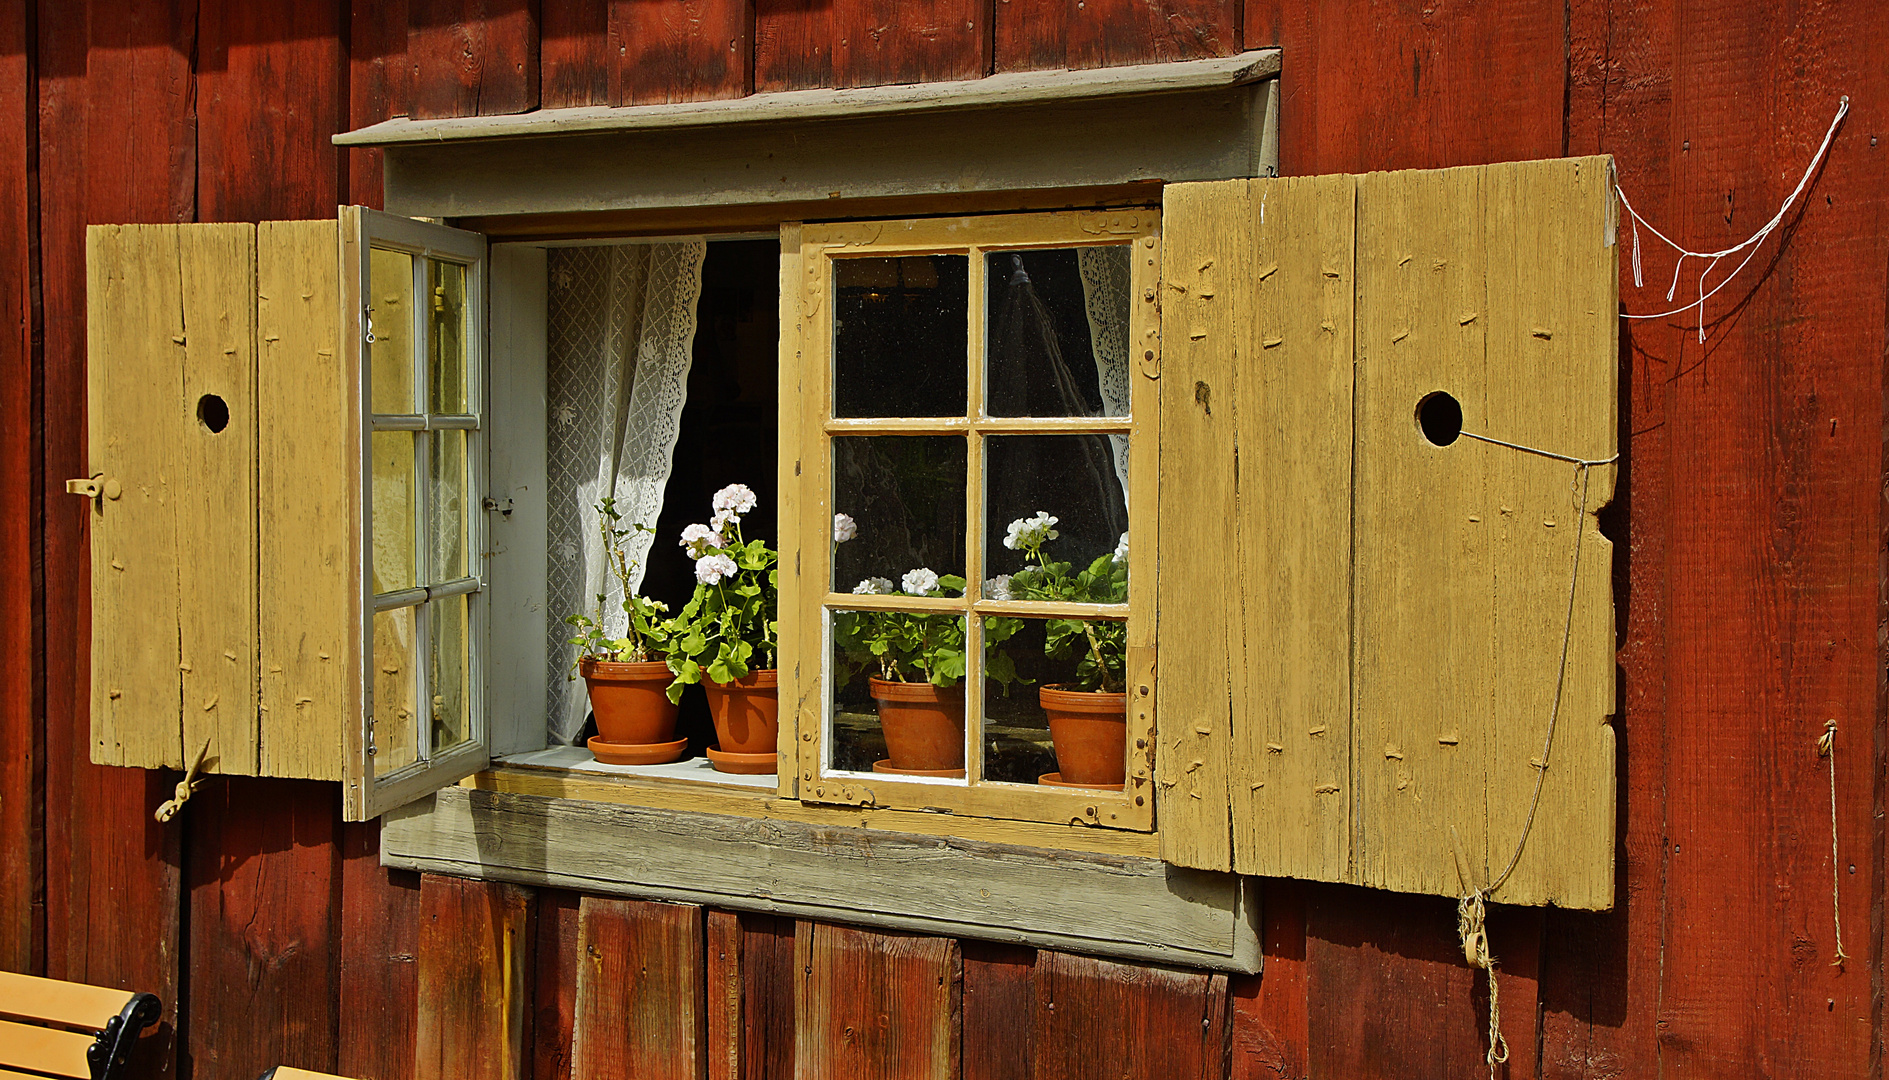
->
xmin=1456 ymin=891 xmax=1508 ymax=1074
xmin=154 ymin=737 xmax=213 ymax=824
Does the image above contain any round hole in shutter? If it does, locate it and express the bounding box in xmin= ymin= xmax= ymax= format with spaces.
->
xmin=196 ymin=394 xmax=230 ymax=434
xmin=1415 ymin=391 xmax=1461 ymax=446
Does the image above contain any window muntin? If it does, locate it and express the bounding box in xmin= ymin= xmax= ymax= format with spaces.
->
xmin=789 ymin=213 xmax=1161 ymax=830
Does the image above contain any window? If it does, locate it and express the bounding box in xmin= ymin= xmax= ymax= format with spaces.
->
xmin=780 ymin=213 xmax=1161 ymax=831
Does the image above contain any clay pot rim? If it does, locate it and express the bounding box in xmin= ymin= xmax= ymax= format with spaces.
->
xmin=868 ymin=676 xmax=965 ymax=702
xmin=1039 ymin=683 xmax=1129 ymax=711
xmin=704 ymin=667 xmax=779 ymax=689
xmin=579 ymin=657 xmax=673 ymax=681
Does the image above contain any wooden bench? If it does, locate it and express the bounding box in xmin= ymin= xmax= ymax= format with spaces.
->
xmin=0 ymin=970 xmax=161 ymax=1080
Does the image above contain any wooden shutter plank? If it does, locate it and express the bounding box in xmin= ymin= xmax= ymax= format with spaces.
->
xmin=88 ymin=224 xmax=260 ymax=771
xmin=177 ymin=225 xmax=261 ymax=776
xmin=1352 ymin=157 xmax=1616 ymax=909
xmin=1477 ymin=158 xmax=1617 ymax=910
xmin=570 ymin=897 xmax=705 ymax=1080
xmin=1154 ymin=179 xmax=1246 ymax=873
xmin=258 ymin=219 xmax=352 ymax=780
xmin=1230 ymin=174 xmax=1356 ymax=881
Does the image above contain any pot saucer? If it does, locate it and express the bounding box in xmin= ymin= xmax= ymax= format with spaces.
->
xmin=872 ymin=759 xmax=966 ymax=778
xmin=1037 ymin=771 xmax=1124 ymax=792
xmin=706 ymin=746 xmax=778 ymax=774
xmin=588 ymin=735 xmax=688 ymax=766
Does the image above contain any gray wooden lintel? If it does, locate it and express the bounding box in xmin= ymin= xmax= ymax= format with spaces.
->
xmin=377 ymin=78 xmax=1278 ymax=220
xmin=384 ymin=785 xmax=1262 ymax=973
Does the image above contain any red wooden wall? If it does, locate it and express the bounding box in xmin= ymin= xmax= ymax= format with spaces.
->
xmin=2 ymin=2 xmax=1886 ymax=1077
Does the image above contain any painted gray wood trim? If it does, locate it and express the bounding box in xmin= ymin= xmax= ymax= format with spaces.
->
xmin=377 ymin=79 xmax=1278 ymax=220
xmin=384 ymin=785 xmax=1262 ymax=973
xmin=336 ymin=51 xmax=1280 ymax=146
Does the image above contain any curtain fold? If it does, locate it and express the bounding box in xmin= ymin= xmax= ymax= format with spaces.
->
xmin=1077 ymin=244 xmax=1133 ymax=500
xmin=544 ymin=242 xmax=706 ymax=744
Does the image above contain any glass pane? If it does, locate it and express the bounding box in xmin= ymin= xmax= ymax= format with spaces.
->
xmin=429 ymin=429 xmax=469 ymax=583
xmin=832 ymin=435 xmax=967 ymax=594
xmin=830 ymin=608 xmax=968 ymax=780
xmin=832 ymin=255 xmax=968 ymax=418
xmin=982 ymin=615 xmax=1126 ymax=789
xmin=983 ymin=435 xmax=1129 ymax=601
xmin=428 ymin=259 xmax=469 ymax=414
xmin=371 ymin=431 xmax=417 ymax=594
xmin=430 ymin=593 xmax=472 ymax=755
xmin=369 ymin=248 xmax=415 ymax=414
xmin=373 ymin=605 xmax=420 ymax=772
xmin=986 ymin=246 xmax=1132 ymax=419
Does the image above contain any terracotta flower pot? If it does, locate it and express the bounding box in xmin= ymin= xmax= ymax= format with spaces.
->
xmin=870 ymin=677 xmax=966 ymax=772
xmin=580 ymin=658 xmax=680 ymax=745
xmin=704 ymin=668 xmax=780 ymax=759
xmin=1040 ymin=684 xmax=1127 ymax=786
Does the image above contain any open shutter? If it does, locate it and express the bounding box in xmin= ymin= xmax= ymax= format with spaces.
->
xmin=84 ymin=211 xmax=490 ymax=823
xmin=1156 ymin=157 xmax=1618 ymax=910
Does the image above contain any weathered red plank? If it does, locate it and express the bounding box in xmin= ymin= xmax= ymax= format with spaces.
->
xmin=1242 ymin=0 xmax=1279 ymax=49
xmin=185 ymin=777 xmax=342 ymax=1078
xmin=1033 ymin=949 xmax=1226 ymax=1080
xmin=704 ymin=909 xmax=797 ymax=1080
xmin=409 ymin=0 xmax=542 ymax=118
xmin=196 ymin=2 xmax=346 ymax=222
xmin=351 ymin=0 xmax=411 ymax=207
xmin=1274 ymin=0 xmax=1562 ymax=176
xmin=1539 ymin=2 xmax=1675 ymax=1076
xmin=541 ymin=0 xmax=608 ymax=108
xmin=570 ymin=897 xmax=705 ymax=1080
xmin=1634 ymin=4 xmax=1887 ymax=1073
xmin=531 ymin=889 xmax=581 ymax=1080
xmin=796 ymin=922 xmax=960 ymax=1079
xmin=611 ymin=0 xmax=750 ymax=106
xmin=993 ymin=0 xmax=1238 ymax=74
xmin=339 ymin=821 xmax=422 ymax=1080
xmin=1230 ymin=879 xmax=1306 ymax=1080
xmin=756 ymin=0 xmax=988 ymax=93
xmin=961 ymin=941 xmax=1033 ymax=1080
xmin=1303 ymin=886 xmax=1501 ymax=1078
xmin=38 ymin=3 xmax=195 ymax=1073
xmin=416 ymin=874 xmax=535 ymax=1080
xmin=0 ymin=0 xmax=38 ymax=979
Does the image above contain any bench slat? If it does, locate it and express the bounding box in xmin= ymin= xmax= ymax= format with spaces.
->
xmin=0 ymin=1017 xmax=96 ymax=1077
xmin=0 ymin=970 xmax=133 ymax=1031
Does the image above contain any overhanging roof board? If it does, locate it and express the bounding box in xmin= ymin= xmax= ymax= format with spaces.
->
xmin=335 ymin=50 xmax=1281 ymax=147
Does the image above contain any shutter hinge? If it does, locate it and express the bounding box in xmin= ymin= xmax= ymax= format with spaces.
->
xmin=66 ymin=474 xmax=121 ymax=504
xmin=366 ymin=713 xmax=378 ymax=758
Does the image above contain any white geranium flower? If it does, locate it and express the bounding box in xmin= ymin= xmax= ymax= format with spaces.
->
xmin=710 ymin=508 xmax=739 ymax=534
xmin=1002 ymin=511 xmax=1060 ymax=551
xmin=982 ymin=574 xmax=1013 ymax=601
xmin=694 ymin=553 xmax=739 ymax=585
xmin=833 ymin=513 xmax=857 ymax=543
xmin=900 ymin=567 xmax=941 ymax=596
xmin=1113 ymin=532 xmax=1129 ymax=564
xmin=679 ymin=522 xmax=720 ymax=557
xmin=712 ymin=483 xmax=758 ymax=515
xmin=852 ymin=576 xmax=894 ymax=595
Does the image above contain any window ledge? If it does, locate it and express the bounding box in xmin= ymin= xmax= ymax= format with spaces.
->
xmin=335 ymin=51 xmax=1281 ymax=148
xmin=383 ymin=783 xmax=1262 ymax=973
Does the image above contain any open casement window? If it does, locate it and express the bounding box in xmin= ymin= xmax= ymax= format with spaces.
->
xmin=83 ymin=209 xmax=489 ymax=822
xmin=779 ymin=212 xmax=1162 ymax=830
xmin=1154 ymin=156 xmax=1620 ymax=909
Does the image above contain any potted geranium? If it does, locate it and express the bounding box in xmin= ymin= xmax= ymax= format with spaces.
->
xmin=1003 ymin=512 xmax=1129 ymax=788
xmin=564 ymin=497 xmax=679 ymax=765
xmin=834 ymin=521 xmax=1022 ymax=775
xmin=665 ymin=484 xmax=780 ymax=773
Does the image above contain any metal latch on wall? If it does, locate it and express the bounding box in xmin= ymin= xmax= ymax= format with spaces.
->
xmin=66 ymin=474 xmax=122 ymax=505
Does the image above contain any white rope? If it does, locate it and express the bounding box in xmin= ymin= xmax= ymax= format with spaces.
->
xmin=1818 ymin=719 xmax=1849 ymax=966
xmin=155 ymin=737 xmax=213 ymax=823
xmin=1615 ymin=96 xmax=1848 ymax=342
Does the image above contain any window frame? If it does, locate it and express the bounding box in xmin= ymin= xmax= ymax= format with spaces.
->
xmin=780 ymin=212 xmax=1163 ymax=831
xmin=344 ymin=206 xmax=493 ymax=820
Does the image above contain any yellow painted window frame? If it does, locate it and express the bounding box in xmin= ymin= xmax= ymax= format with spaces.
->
xmin=778 ymin=210 xmax=1163 ymax=831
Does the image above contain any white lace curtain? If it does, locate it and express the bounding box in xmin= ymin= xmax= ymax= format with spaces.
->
xmin=544 ymin=242 xmax=706 ymax=744
xmin=1077 ymin=245 xmax=1133 ymax=500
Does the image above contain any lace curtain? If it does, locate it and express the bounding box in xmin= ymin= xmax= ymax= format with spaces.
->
xmin=1077 ymin=245 xmax=1133 ymax=501
xmin=544 ymin=242 xmax=706 ymax=744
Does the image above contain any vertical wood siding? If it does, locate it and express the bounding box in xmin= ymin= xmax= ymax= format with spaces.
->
xmin=7 ymin=2 xmax=1889 ymax=1079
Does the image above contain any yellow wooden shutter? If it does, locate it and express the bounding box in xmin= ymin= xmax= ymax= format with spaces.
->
xmin=1156 ymin=157 xmax=1618 ymax=910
